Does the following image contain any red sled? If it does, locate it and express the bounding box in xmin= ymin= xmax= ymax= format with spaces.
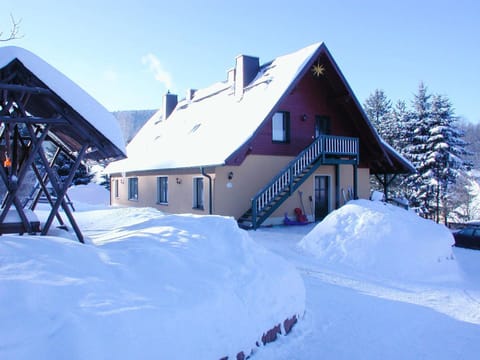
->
xmin=284 ymin=208 xmax=309 ymax=225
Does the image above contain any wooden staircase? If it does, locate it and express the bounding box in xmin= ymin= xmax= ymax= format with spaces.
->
xmin=238 ymin=135 xmax=358 ymax=230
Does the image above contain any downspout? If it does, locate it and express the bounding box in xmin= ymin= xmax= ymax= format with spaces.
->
xmin=200 ymin=167 xmax=213 ymax=215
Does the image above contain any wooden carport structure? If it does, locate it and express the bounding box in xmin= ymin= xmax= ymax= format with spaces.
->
xmin=0 ymin=46 xmax=126 ymax=242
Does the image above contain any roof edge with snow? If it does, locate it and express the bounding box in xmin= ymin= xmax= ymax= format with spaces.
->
xmin=0 ymin=46 xmax=126 ymax=159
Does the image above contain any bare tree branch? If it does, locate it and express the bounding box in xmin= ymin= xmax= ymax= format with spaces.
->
xmin=0 ymin=14 xmax=24 ymax=42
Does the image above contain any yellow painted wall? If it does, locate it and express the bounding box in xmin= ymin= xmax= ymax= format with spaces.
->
xmin=110 ymin=157 xmax=371 ymax=225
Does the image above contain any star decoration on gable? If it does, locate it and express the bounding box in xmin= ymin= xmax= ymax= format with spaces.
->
xmin=311 ymin=62 xmax=325 ymax=77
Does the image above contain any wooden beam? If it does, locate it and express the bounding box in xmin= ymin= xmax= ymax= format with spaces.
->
xmin=17 ymin=134 xmax=67 ymax=227
xmin=30 ymin=146 xmax=61 ymax=210
xmin=0 ymin=124 xmax=50 ymax=231
xmin=40 ymin=143 xmax=88 ymax=243
xmin=0 ymin=83 xmax=53 ymax=96
xmin=0 ymin=116 xmax=68 ymax=124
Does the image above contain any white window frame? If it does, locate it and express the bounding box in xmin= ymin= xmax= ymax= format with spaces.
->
xmin=193 ymin=177 xmax=204 ymax=210
xmin=157 ymin=176 xmax=168 ymax=204
xmin=272 ymin=111 xmax=290 ymax=143
xmin=114 ymin=179 xmax=119 ymax=198
xmin=128 ymin=177 xmax=138 ymax=201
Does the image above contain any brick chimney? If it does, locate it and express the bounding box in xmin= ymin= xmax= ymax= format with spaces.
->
xmin=162 ymin=91 xmax=178 ymax=120
xmin=234 ymin=55 xmax=259 ymax=97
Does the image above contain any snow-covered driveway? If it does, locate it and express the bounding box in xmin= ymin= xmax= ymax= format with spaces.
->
xmin=251 ymin=222 xmax=480 ymax=359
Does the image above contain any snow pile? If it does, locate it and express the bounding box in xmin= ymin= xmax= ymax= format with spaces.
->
xmin=0 ymin=210 xmax=304 ymax=359
xmin=67 ymin=183 xmax=110 ymax=208
xmin=298 ymin=199 xmax=459 ymax=282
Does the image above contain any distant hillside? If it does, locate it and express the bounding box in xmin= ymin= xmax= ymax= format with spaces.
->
xmin=112 ymin=109 xmax=157 ymax=144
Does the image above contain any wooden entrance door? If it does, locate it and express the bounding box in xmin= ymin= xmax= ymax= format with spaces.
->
xmin=314 ymin=175 xmax=329 ymax=221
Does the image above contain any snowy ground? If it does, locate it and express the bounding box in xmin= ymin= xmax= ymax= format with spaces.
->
xmin=1 ymin=184 xmax=480 ymax=359
xmin=252 ymin=223 xmax=480 ymax=359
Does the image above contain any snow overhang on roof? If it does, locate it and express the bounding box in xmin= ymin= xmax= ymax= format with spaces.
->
xmin=0 ymin=46 xmax=126 ymax=161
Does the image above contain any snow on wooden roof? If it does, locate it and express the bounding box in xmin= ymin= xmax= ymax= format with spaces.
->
xmin=0 ymin=46 xmax=126 ymax=160
xmin=106 ymin=43 xmax=321 ymax=173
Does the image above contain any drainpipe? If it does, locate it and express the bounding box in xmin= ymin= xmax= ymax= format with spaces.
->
xmin=200 ymin=167 xmax=213 ymax=214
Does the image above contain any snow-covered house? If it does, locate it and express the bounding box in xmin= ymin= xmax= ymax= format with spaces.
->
xmin=0 ymin=46 xmax=126 ymax=241
xmin=106 ymin=42 xmax=413 ymax=228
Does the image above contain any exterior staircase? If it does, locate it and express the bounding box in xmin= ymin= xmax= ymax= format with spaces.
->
xmin=237 ymin=135 xmax=358 ymax=230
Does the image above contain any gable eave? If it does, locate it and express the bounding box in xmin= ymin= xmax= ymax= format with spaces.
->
xmin=0 ymin=46 xmax=126 ymax=161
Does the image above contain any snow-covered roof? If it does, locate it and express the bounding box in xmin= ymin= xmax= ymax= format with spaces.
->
xmin=380 ymin=138 xmax=416 ymax=173
xmin=0 ymin=46 xmax=126 ymax=158
xmin=106 ymin=43 xmax=321 ymax=173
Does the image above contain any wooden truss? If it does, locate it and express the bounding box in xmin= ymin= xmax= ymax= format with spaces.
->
xmin=0 ymin=112 xmax=87 ymax=243
xmin=0 ymin=70 xmax=90 ymax=243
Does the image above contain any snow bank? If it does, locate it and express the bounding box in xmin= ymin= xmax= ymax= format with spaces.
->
xmin=298 ymin=199 xmax=460 ymax=282
xmin=67 ymin=183 xmax=111 ymax=209
xmin=0 ymin=210 xmax=304 ymax=360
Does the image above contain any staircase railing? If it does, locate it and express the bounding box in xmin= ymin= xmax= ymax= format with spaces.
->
xmin=250 ymin=135 xmax=358 ymax=229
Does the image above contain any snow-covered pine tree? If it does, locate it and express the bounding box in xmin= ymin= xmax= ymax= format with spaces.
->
xmin=448 ymin=171 xmax=480 ymax=223
xmin=54 ymin=152 xmax=93 ymax=186
xmin=364 ymin=89 xmax=396 ymax=197
xmin=386 ymin=100 xmax=414 ymax=199
xmin=391 ymin=100 xmax=412 ymax=152
xmin=426 ymin=94 xmax=470 ymax=223
xmin=402 ymin=82 xmax=433 ymax=217
xmin=459 ymin=120 xmax=480 ymax=169
xmin=363 ymin=89 xmax=392 ymax=144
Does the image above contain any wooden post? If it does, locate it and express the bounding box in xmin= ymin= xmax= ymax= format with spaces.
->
xmin=335 ymin=164 xmax=340 ymax=209
xmin=0 ymin=124 xmax=50 ymax=233
xmin=353 ymin=164 xmax=358 ymax=199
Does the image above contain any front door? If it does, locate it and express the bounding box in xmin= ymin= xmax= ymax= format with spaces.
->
xmin=314 ymin=175 xmax=329 ymax=221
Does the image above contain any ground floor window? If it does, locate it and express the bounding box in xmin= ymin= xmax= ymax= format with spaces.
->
xmin=128 ymin=177 xmax=138 ymax=201
xmin=114 ymin=179 xmax=119 ymax=198
xmin=193 ymin=177 xmax=204 ymax=210
xmin=157 ymin=176 xmax=168 ymax=204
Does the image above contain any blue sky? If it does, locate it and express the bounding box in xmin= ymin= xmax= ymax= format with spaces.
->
xmin=4 ymin=0 xmax=480 ymax=122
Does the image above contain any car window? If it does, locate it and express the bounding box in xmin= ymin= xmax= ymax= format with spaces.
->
xmin=461 ymin=228 xmax=475 ymax=236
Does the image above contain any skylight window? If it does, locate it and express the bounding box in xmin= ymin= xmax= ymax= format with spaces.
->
xmin=189 ymin=123 xmax=201 ymax=134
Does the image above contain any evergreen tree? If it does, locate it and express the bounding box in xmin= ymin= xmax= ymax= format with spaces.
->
xmin=426 ymin=94 xmax=470 ymax=223
xmin=54 ymin=152 xmax=93 ymax=186
xmin=388 ymin=100 xmax=414 ymax=199
xmin=364 ymin=90 xmax=395 ymax=197
xmin=391 ymin=100 xmax=413 ymax=153
xmin=459 ymin=120 xmax=480 ymax=169
xmin=363 ymin=82 xmax=474 ymax=222
xmin=363 ymin=89 xmax=392 ymax=144
xmin=402 ymin=82 xmax=433 ymax=216
xmin=448 ymin=171 xmax=480 ymax=223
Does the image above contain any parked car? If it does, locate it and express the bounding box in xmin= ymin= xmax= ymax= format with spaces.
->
xmin=453 ymin=227 xmax=480 ymax=250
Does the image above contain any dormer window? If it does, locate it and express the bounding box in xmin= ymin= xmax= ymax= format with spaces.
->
xmin=272 ymin=111 xmax=290 ymax=143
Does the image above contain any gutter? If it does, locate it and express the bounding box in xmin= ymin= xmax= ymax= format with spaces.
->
xmin=200 ymin=167 xmax=213 ymax=215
